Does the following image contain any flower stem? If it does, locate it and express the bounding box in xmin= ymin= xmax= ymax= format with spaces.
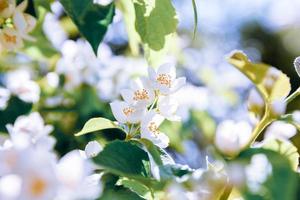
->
xmin=285 ymin=87 xmax=300 ymax=104
xmin=242 ymin=104 xmax=273 ymax=150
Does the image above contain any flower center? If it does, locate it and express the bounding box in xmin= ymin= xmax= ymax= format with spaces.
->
xmin=4 ymin=33 xmax=16 ymax=44
xmin=30 ymin=177 xmax=46 ymax=197
xmin=148 ymin=122 xmax=159 ymax=136
xmin=156 ymin=74 xmax=171 ymax=88
xmin=123 ymin=107 xmax=134 ymax=116
xmin=133 ymin=89 xmax=149 ymax=101
xmin=0 ymin=0 xmax=8 ymax=12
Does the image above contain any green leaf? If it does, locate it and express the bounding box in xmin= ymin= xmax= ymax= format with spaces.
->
xmin=117 ymin=178 xmax=152 ymax=199
xmin=191 ymin=0 xmax=198 ymax=38
xmin=236 ymin=148 xmax=298 ymax=200
xmin=60 ymin=0 xmax=115 ymax=54
xmin=75 ymin=117 xmax=124 ymax=136
xmin=227 ymin=51 xmax=291 ymax=102
xmin=133 ymin=0 xmax=178 ymax=51
xmin=138 ymin=138 xmax=163 ymax=165
xmin=159 ymin=164 xmax=193 ymax=181
xmin=100 ymin=187 xmax=145 ymax=200
xmin=262 ymin=139 xmax=299 ymax=171
xmin=93 ymin=140 xmax=151 ymax=177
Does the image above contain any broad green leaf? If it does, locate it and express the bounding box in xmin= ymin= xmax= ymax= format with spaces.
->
xmin=60 ymin=0 xmax=115 ymax=54
xmin=75 ymin=117 xmax=123 ymax=136
xmin=227 ymin=51 xmax=291 ymax=102
xmin=262 ymin=139 xmax=299 ymax=170
xmin=133 ymin=0 xmax=178 ymax=51
xmin=235 ymin=148 xmax=298 ymax=200
xmin=117 ymin=178 xmax=152 ymax=199
xmin=93 ymin=140 xmax=151 ymax=177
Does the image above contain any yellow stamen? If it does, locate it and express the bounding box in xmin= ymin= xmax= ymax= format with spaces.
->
xmin=4 ymin=33 xmax=17 ymax=44
xmin=156 ymin=74 xmax=171 ymax=88
xmin=123 ymin=107 xmax=134 ymax=116
xmin=133 ymin=89 xmax=149 ymax=101
xmin=30 ymin=177 xmax=46 ymax=197
xmin=148 ymin=122 xmax=159 ymax=136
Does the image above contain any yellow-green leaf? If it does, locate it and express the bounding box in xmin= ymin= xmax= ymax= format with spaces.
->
xmin=263 ymin=138 xmax=299 ymax=170
xmin=75 ymin=117 xmax=123 ymax=136
xmin=227 ymin=51 xmax=291 ymax=102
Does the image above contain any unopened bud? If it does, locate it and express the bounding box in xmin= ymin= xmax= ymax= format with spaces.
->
xmin=270 ymin=99 xmax=286 ymax=117
xmin=294 ymin=56 xmax=300 ymax=77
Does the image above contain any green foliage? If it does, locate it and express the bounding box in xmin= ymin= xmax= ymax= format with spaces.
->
xmin=93 ymin=140 xmax=151 ymax=177
xmin=0 ymin=97 xmax=32 ymax=132
xmin=100 ymin=186 xmax=145 ymax=200
xmin=133 ymin=0 xmax=178 ymax=51
xmin=236 ymin=148 xmax=298 ymax=200
xmin=60 ymin=0 xmax=115 ymax=54
xmin=116 ymin=178 xmax=152 ymax=199
xmin=262 ymin=139 xmax=299 ymax=171
xmin=75 ymin=117 xmax=124 ymax=136
xmin=227 ymin=51 xmax=291 ymax=102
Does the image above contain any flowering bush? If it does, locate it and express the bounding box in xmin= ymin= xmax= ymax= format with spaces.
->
xmin=0 ymin=0 xmax=300 ymax=200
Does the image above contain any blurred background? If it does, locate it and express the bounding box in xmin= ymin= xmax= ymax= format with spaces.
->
xmin=0 ymin=0 xmax=299 ymax=169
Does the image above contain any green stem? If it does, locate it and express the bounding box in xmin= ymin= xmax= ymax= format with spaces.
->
xmin=286 ymin=87 xmax=300 ymax=104
xmin=242 ymin=104 xmax=273 ymax=150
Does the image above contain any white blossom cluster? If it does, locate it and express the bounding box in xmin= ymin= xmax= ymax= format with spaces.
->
xmin=110 ymin=64 xmax=186 ymax=148
xmin=0 ymin=69 xmax=40 ymax=110
xmin=0 ymin=0 xmax=36 ymax=51
xmin=0 ymin=112 xmax=103 ymax=200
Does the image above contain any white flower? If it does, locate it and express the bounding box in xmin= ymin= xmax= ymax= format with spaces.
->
xmin=157 ymin=96 xmax=180 ymax=121
xmin=0 ymin=87 xmax=10 ymax=110
xmin=245 ymin=154 xmax=272 ymax=193
xmin=141 ymin=111 xmax=169 ymax=148
xmin=13 ymin=0 xmax=36 ymax=41
xmin=0 ymin=174 xmax=22 ymax=199
xmin=121 ymin=77 xmax=155 ymax=108
xmin=264 ymin=121 xmax=297 ymax=140
xmin=85 ymin=141 xmax=103 ymax=158
xmin=6 ymin=112 xmax=54 ymax=150
xmin=56 ymin=150 xmax=102 ymax=200
xmin=148 ymin=63 xmax=186 ymax=95
xmin=0 ymin=147 xmax=58 ymax=200
xmin=0 ymin=0 xmax=15 ymax=18
xmin=6 ymin=70 xmax=40 ymax=103
xmin=215 ymin=120 xmax=252 ymax=157
xmin=0 ymin=28 xmax=23 ymax=50
xmin=110 ymin=100 xmax=146 ymax=124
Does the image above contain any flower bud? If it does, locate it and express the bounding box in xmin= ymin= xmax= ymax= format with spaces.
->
xmin=294 ymin=56 xmax=300 ymax=77
xmin=85 ymin=141 xmax=103 ymax=158
xmin=215 ymin=120 xmax=252 ymax=157
xmin=270 ymin=99 xmax=286 ymax=117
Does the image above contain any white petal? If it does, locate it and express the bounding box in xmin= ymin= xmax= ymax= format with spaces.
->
xmin=13 ymin=11 xmax=27 ymax=32
xmin=110 ymin=101 xmax=127 ymax=124
xmin=157 ymin=63 xmax=176 ymax=80
xmin=85 ymin=141 xmax=103 ymax=158
xmin=148 ymin=67 xmax=157 ymax=81
xmin=171 ymin=77 xmax=186 ymax=93
xmin=120 ymin=89 xmax=134 ymax=104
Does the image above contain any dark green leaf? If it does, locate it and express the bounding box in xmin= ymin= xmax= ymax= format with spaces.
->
xmin=93 ymin=140 xmax=151 ymax=177
xmin=60 ymin=0 xmax=115 ymax=54
xmin=236 ymin=148 xmax=298 ymax=200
